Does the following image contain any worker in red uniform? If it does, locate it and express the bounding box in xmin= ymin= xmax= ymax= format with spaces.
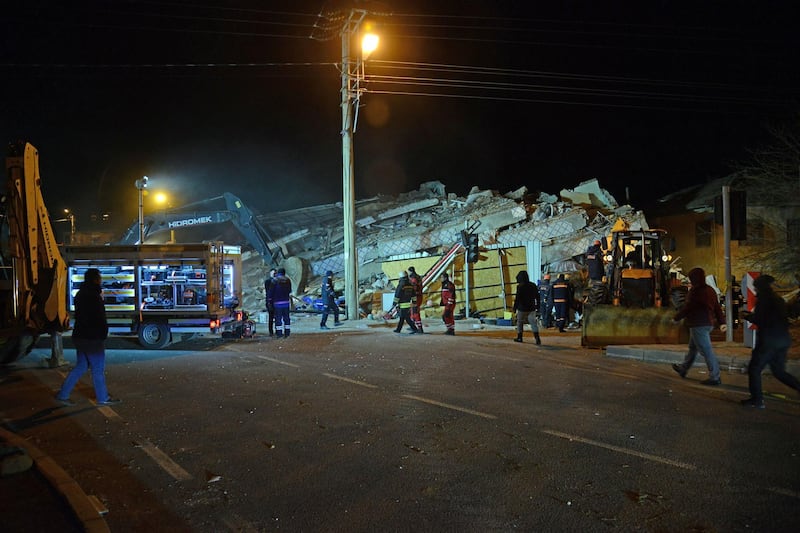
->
xmin=408 ymin=266 xmax=425 ymax=334
xmin=440 ymin=272 xmax=457 ymax=335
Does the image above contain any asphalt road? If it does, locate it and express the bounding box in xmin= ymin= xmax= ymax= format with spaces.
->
xmin=2 ymin=319 xmax=799 ymax=532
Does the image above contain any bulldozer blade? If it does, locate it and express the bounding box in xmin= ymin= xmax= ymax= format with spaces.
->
xmin=581 ymin=305 xmax=686 ymax=348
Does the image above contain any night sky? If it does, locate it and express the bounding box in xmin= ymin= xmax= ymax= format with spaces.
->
xmin=2 ymin=1 xmax=797 ymax=237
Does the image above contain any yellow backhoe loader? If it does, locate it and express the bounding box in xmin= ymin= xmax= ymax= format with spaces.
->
xmin=581 ymin=227 xmax=687 ymax=347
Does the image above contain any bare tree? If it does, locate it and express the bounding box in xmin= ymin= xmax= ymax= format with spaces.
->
xmin=731 ymin=118 xmax=800 ymax=280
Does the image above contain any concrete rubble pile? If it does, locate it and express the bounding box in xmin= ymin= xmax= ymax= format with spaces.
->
xmin=239 ymin=178 xmax=651 ymax=315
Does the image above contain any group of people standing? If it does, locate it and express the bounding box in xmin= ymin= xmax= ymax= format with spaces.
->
xmin=393 ymin=268 xmax=457 ymax=335
xmin=511 ymin=270 xmax=575 ymax=344
xmin=262 ymin=267 xmax=293 ymax=338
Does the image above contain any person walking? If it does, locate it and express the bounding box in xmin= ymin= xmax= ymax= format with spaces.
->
xmin=320 ymin=270 xmax=342 ymax=329
xmin=393 ymin=271 xmax=419 ymax=334
xmin=551 ymin=274 xmax=572 ymax=332
xmin=671 ymin=267 xmax=727 ymax=386
xmin=740 ymin=275 xmax=800 ymax=408
xmin=538 ymin=274 xmax=553 ymax=329
xmin=408 ymin=266 xmax=425 ymax=334
xmin=268 ymin=267 xmax=293 ymax=338
xmin=263 ymin=268 xmax=277 ymax=336
xmin=55 ymin=268 xmax=120 ymax=406
xmin=512 ymin=270 xmax=541 ymax=344
xmin=440 ymin=272 xmax=457 ymax=335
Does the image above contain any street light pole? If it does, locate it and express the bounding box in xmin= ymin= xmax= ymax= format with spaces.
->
xmin=135 ymin=176 xmax=149 ymax=244
xmin=340 ymin=9 xmax=372 ymax=321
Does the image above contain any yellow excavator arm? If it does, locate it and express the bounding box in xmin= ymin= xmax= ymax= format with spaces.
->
xmin=1 ymin=142 xmax=70 ymax=364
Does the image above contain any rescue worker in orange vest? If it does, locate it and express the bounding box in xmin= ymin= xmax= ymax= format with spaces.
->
xmin=408 ymin=266 xmax=424 ymax=334
xmin=440 ymin=272 xmax=457 ymax=335
xmin=551 ymin=273 xmax=572 ymax=332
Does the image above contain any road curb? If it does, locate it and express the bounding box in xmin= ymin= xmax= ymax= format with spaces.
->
xmin=605 ymin=345 xmax=800 ymax=375
xmin=0 ymin=427 xmax=109 ymax=533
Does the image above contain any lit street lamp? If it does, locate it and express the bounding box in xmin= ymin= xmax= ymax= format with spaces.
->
xmin=340 ymin=10 xmax=378 ymax=321
xmin=54 ymin=208 xmax=76 ymax=244
xmin=135 ymin=176 xmax=149 ymax=244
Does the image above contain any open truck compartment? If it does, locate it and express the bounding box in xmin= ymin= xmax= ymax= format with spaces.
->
xmin=62 ymin=242 xmax=245 ymax=348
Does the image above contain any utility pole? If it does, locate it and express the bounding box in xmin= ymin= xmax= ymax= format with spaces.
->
xmin=340 ymin=9 xmax=374 ymax=321
xmin=135 ymin=176 xmax=149 ymax=245
xmin=722 ymin=185 xmax=733 ymax=341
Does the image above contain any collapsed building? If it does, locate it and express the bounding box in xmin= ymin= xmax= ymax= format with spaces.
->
xmin=240 ymin=179 xmax=653 ymax=322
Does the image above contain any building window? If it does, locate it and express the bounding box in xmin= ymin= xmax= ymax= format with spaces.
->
xmin=788 ymin=218 xmax=800 ymax=246
xmin=695 ymin=220 xmax=712 ymax=247
xmin=741 ymin=220 xmax=764 ymax=246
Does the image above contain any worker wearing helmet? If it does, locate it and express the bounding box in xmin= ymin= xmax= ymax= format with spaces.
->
xmin=440 ymin=272 xmax=457 ymax=335
xmin=393 ymin=271 xmax=419 ymax=334
xmin=320 ymin=270 xmax=342 ymax=330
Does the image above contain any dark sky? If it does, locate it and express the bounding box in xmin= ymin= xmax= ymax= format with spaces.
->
xmin=2 ymin=0 xmax=797 ymax=237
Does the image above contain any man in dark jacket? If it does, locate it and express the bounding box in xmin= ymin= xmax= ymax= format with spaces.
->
xmin=320 ymin=270 xmax=341 ymax=329
xmin=513 ymin=270 xmax=541 ymax=344
xmin=56 ymin=268 xmax=120 ymax=406
xmin=538 ymin=274 xmax=553 ymax=328
xmin=671 ymin=267 xmax=727 ymax=386
xmin=551 ymin=274 xmax=572 ymax=332
xmin=393 ymin=271 xmax=419 ymax=334
xmin=263 ymin=268 xmax=277 ymax=336
xmin=586 ymin=239 xmax=604 ymax=282
xmin=740 ymin=275 xmax=800 ymax=408
xmin=268 ymin=268 xmax=293 ymax=338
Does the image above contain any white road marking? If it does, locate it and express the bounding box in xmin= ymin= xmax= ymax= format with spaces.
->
xmin=136 ymin=440 xmax=193 ymax=481
xmin=323 ymin=373 xmax=378 ymax=389
xmin=402 ymin=394 xmax=497 ymax=419
xmin=257 ymin=355 xmax=299 ymax=368
xmin=767 ymin=486 xmax=800 ymax=499
xmin=464 ymin=351 xmax=522 ymax=362
xmin=541 ymin=429 xmax=696 ymax=470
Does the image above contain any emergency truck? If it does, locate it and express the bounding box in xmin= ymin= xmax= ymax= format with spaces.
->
xmin=61 ymin=242 xmax=246 ymax=348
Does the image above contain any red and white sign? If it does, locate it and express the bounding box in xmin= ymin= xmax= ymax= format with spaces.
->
xmin=743 ymin=271 xmax=760 ymax=330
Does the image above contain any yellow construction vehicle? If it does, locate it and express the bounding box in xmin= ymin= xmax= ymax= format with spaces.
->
xmin=581 ymin=227 xmax=686 ymax=347
xmin=0 ymin=143 xmax=70 ymax=364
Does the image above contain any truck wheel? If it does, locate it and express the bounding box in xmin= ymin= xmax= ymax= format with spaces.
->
xmin=138 ymin=323 xmax=171 ymax=349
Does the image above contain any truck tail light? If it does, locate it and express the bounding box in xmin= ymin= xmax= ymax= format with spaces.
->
xmin=209 ymin=319 xmax=219 ymax=331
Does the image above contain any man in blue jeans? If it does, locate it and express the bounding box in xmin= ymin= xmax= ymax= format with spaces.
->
xmin=56 ymin=268 xmax=121 ymax=406
xmin=671 ymin=267 xmax=727 ymax=386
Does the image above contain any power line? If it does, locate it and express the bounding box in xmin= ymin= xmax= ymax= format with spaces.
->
xmin=363 ymin=89 xmax=762 ymax=115
xmin=369 ymin=60 xmax=789 ymax=94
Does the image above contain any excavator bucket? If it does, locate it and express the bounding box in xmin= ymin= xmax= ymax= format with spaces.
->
xmin=581 ymin=305 xmax=686 ymax=348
